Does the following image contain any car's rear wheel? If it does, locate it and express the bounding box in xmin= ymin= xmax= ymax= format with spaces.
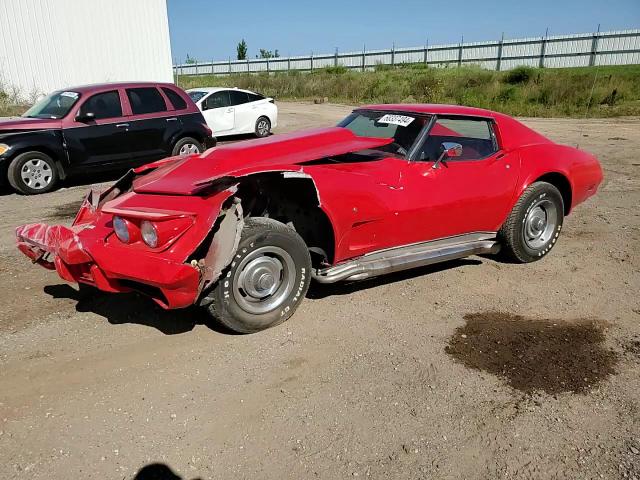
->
xmin=498 ymin=181 xmax=564 ymax=263
xmin=254 ymin=116 xmax=271 ymax=138
xmin=172 ymin=137 xmax=203 ymax=156
xmin=205 ymin=217 xmax=311 ymax=334
xmin=8 ymin=151 xmax=59 ymax=195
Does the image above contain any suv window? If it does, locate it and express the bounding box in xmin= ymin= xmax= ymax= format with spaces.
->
xmin=161 ymin=87 xmax=187 ymax=110
xmin=79 ymin=91 xmax=122 ymax=120
xmin=204 ymin=91 xmax=231 ymax=109
xmin=229 ymin=90 xmax=250 ymax=105
xmin=126 ymin=87 xmax=167 ymax=115
xmin=246 ymin=92 xmax=264 ymax=102
xmin=418 ymin=117 xmax=497 ymax=161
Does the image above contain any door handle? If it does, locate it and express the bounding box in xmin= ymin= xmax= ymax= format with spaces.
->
xmin=226 ymin=108 xmax=234 ymax=113
xmin=116 ymin=123 xmax=129 ymax=128
xmin=166 ymin=117 xmax=177 ymax=122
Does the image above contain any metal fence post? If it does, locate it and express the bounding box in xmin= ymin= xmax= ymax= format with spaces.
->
xmin=423 ymin=39 xmax=428 ymax=65
xmin=287 ymin=56 xmax=291 ymax=72
xmin=539 ymin=28 xmax=549 ymax=68
xmin=266 ymin=58 xmax=270 ymax=73
xmin=391 ymin=43 xmax=395 ymax=66
xmin=589 ymin=24 xmax=601 ymax=67
xmin=310 ymin=52 xmax=313 ymax=71
xmin=247 ymin=59 xmax=250 ymax=73
xmin=228 ymin=57 xmax=231 ymax=75
xmin=334 ymin=47 xmax=338 ymax=67
xmin=362 ymin=45 xmax=366 ymax=72
xmin=458 ymin=35 xmax=463 ymax=67
xmin=496 ymin=33 xmax=504 ymax=71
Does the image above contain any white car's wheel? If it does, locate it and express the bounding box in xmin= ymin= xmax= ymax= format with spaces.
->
xmin=255 ymin=117 xmax=271 ymax=138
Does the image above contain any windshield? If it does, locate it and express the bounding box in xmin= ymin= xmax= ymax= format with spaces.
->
xmin=188 ymin=91 xmax=208 ymax=103
xmin=338 ymin=110 xmax=428 ymax=156
xmin=22 ymin=91 xmax=80 ymax=119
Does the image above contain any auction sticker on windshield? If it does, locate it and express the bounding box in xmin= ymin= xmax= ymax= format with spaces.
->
xmin=60 ymin=91 xmax=79 ymax=99
xmin=378 ymin=114 xmax=415 ymax=127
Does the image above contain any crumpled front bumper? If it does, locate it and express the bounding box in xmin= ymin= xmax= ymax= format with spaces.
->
xmin=15 ymin=222 xmax=200 ymax=309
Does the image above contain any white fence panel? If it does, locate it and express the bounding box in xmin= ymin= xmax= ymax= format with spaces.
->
xmin=174 ymin=29 xmax=640 ymax=76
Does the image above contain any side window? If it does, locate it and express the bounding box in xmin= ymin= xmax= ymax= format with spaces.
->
xmin=204 ymin=91 xmax=230 ymax=109
xmin=79 ymin=91 xmax=122 ymax=120
xmin=126 ymin=87 xmax=167 ymax=115
xmin=229 ymin=90 xmax=250 ymax=106
xmin=246 ymin=92 xmax=264 ymax=102
xmin=419 ymin=117 xmax=497 ymax=161
xmin=161 ymin=87 xmax=187 ymax=110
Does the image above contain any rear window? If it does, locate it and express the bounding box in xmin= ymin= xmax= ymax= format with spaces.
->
xmin=247 ymin=92 xmax=265 ymax=102
xmin=229 ymin=90 xmax=250 ymax=105
xmin=126 ymin=87 xmax=167 ymax=115
xmin=162 ymin=87 xmax=188 ymax=110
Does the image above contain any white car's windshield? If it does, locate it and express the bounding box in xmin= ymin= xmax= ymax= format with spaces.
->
xmin=188 ymin=91 xmax=208 ymax=103
xmin=338 ymin=110 xmax=428 ymax=156
xmin=23 ymin=91 xmax=80 ymax=119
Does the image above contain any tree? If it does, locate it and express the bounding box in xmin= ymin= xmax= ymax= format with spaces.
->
xmin=257 ymin=49 xmax=280 ymax=59
xmin=237 ymin=39 xmax=248 ymax=60
xmin=185 ymin=53 xmax=197 ymax=64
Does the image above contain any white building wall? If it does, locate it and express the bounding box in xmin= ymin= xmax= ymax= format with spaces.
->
xmin=0 ymin=0 xmax=173 ymax=100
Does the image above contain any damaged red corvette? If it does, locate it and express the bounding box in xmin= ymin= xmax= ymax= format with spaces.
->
xmin=16 ymin=105 xmax=603 ymax=333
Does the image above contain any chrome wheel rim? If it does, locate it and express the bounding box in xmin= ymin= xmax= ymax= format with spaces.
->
xmin=179 ymin=143 xmax=200 ymax=155
xmin=21 ymin=158 xmax=53 ymax=190
xmin=233 ymin=246 xmax=295 ymax=315
xmin=524 ymin=198 xmax=557 ymax=249
xmin=257 ymin=119 xmax=270 ymax=136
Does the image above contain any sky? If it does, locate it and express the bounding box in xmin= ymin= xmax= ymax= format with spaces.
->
xmin=167 ymin=0 xmax=640 ymax=64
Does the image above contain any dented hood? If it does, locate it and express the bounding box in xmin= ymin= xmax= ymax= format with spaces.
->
xmin=133 ymin=127 xmax=393 ymax=195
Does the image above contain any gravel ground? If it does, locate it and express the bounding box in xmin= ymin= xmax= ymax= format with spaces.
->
xmin=0 ymin=102 xmax=639 ymax=480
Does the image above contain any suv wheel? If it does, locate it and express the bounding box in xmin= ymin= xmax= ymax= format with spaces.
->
xmin=8 ymin=151 xmax=59 ymax=195
xmin=205 ymin=217 xmax=311 ymax=334
xmin=172 ymin=137 xmax=203 ymax=156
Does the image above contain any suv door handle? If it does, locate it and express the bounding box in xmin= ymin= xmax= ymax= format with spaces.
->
xmin=116 ymin=123 xmax=129 ymax=128
xmin=226 ymin=108 xmax=234 ymax=113
xmin=166 ymin=117 xmax=177 ymax=122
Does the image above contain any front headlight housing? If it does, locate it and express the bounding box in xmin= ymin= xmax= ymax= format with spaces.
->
xmin=113 ymin=216 xmax=131 ymax=243
xmin=0 ymin=144 xmax=11 ymax=156
xmin=141 ymin=221 xmax=158 ymax=248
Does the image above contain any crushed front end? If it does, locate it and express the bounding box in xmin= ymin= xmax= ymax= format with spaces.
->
xmin=16 ymin=168 xmax=241 ymax=309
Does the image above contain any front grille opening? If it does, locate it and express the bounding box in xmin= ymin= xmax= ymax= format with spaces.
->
xmin=119 ymin=279 xmax=169 ymax=307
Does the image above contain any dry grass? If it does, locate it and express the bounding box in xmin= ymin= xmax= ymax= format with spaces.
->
xmin=178 ymin=64 xmax=640 ymax=118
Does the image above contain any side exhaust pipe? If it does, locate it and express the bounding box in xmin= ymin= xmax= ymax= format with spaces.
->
xmin=312 ymin=232 xmax=500 ymax=284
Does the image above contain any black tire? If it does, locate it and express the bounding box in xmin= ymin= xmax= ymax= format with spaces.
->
xmin=171 ymin=137 xmax=203 ymax=156
xmin=8 ymin=151 xmax=59 ymax=195
xmin=205 ymin=217 xmax=312 ymax=334
xmin=254 ymin=116 xmax=271 ymax=138
xmin=498 ymin=181 xmax=564 ymax=263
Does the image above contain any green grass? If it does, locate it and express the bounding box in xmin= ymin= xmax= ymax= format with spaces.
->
xmin=178 ymin=64 xmax=640 ymax=117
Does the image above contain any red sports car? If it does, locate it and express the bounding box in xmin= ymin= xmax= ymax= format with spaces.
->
xmin=16 ymin=104 xmax=603 ymax=333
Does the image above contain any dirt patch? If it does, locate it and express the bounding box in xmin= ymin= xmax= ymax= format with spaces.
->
xmin=44 ymin=199 xmax=83 ymax=220
xmin=446 ymin=312 xmax=618 ymax=395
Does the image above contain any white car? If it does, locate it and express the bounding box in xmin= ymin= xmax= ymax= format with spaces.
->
xmin=187 ymin=87 xmax=277 ymax=138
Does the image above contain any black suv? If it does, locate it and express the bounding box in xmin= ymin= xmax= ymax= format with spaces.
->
xmin=0 ymin=82 xmax=215 ymax=194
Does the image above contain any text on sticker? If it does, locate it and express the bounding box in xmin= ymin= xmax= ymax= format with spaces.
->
xmin=377 ymin=114 xmax=415 ymax=127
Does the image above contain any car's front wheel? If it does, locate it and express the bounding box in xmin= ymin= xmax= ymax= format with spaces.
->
xmin=172 ymin=137 xmax=203 ymax=156
xmin=8 ymin=151 xmax=59 ymax=195
xmin=205 ymin=217 xmax=311 ymax=333
xmin=254 ymin=116 xmax=271 ymax=138
xmin=498 ymin=181 xmax=564 ymax=263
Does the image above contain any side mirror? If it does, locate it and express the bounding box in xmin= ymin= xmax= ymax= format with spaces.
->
xmin=76 ymin=112 xmax=95 ymax=122
xmin=441 ymin=142 xmax=463 ymax=158
xmin=433 ymin=142 xmax=463 ymax=169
